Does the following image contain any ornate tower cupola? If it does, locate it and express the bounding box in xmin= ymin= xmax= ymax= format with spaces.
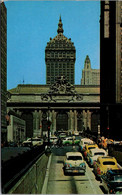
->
xmin=57 ymin=16 xmax=64 ymax=34
xmin=84 ymin=55 xmax=91 ymax=69
xmin=45 ymin=16 xmax=76 ymax=85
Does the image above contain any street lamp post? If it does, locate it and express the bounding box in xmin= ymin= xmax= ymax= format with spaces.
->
xmin=47 ymin=106 xmax=51 ymax=146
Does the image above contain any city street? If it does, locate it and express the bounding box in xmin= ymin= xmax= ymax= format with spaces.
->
xmin=43 ymin=145 xmax=103 ymax=194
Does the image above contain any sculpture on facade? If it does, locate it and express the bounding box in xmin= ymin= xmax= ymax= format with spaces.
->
xmin=41 ymin=76 xmax=83 ymax=102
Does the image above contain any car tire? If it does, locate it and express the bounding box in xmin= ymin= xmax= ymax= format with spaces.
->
xmin=64 ymin=170 xmax=67 ymax=176
xmin=82 ymin=172 xmax=85 ymax=175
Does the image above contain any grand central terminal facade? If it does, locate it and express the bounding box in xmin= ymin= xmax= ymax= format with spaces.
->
xmin=7 ymin=76 xmax=100 ymax=139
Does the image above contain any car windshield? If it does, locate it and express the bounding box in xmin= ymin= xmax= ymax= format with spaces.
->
xmin=94 ymin=152 xmax=105 ymax=156
xmin=32 ymin=139 xmax=40 ymax=141
xmin=103 ymin=161 xmax=115 ymax=165
xmin=89 ymin=147 xmax=96 ymax=150
xmin=84 ymin=142 xmax=90 ymax=144
xmin=67 ymin=156 xmax=82 ymax=160
xmin=114 ymin=175 xmax=122 ymax=182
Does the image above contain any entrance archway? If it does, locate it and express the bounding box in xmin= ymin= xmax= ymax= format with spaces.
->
xmin=56 ymin=112 xmax=68 ymax=131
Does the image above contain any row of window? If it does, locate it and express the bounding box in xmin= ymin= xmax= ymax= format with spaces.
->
xmin=47 ymin=45 xmax=75 ymax=49
xmin=47 ymin=69 xmax=74 ymax=73
xmin=47 ymin=73 xmax=74 ymax=78
xmin=47 ymin=66 xmax=74 ymax=69
xmin=46 ymin=53 xmax=75 ymax=58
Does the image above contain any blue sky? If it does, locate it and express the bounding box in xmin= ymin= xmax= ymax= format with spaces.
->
xmin=4 ymin=1 xmax=100 ymax=90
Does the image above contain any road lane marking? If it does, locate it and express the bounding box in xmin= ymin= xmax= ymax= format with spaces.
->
xmin=85 ymin=164 xmax=97 ymax=194
xmin=41 ymin=153 xmax=52 ymax=194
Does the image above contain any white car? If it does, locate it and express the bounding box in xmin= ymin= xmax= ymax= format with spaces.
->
xmin=87 ymin=148 xmax=108 ymax=167
xmin=22 ymin=137 xmax=43 ymax=147
xmin=63 ymin=152 xmax=86 ymax=175
xmin=80 ymin=138 xmax=94 ymax=151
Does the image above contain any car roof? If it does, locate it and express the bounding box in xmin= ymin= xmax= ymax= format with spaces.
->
xmin=66 ymin=152 xmax=83 ymax=157
xmin=90 ymin=148 xmax=106 ymax=153
xmin=86 ymin=144 xmax=97 ymax=148
xmin=98 ymin=156 xmax=116 ymax=162
xmin=81 ymin=138 xmax=92 ymax=141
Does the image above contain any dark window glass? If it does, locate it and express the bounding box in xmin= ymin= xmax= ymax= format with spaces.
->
xmin=67 ymin=156 xmax=82 ymax=160
xmin=103 ymin=161 xmax=115 ymax=165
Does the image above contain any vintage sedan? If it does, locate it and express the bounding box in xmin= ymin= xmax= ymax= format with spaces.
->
xmin=63 ymin=137 xmax=80 ymax=145
xmin=101 ymin=169 xmax=122 ymax=194
xmin=22 ymin=137 xmax=43 ymax=147
xmin=93 ymin=156 xmax=119 ymax=179
xmin=63 ymin=137 xmax=73 ymax=145
xmin=80 ymin=138 xmax=94 ymax=151
xmin=83 ymin=143 xmax=98 ymax=160
xmin=63 ymin=152 xmax=86 ymax=175
xmin=87 ymin=148 xmax=108 ymax=167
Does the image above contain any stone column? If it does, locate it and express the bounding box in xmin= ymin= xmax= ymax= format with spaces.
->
xmin=33 ymin=111 xmax=36 ymax=137
xmin=83 ymin=110 xmax=87 ymax=130
xmin=89 ymin=111 xmax=91 ymax=131
xmin=39 ymin=110 xmax=43 ymax=136
xmin=68 ymin=111 xmax=70 ymax=132
xmin=70 ymin=110 xmax=73 ymax=133
xmin=49 ymin=110 xmax=53 ymax=136
xmin=74 ymin=110 xmax=77 ymax=132
xmin=33 ymin=110 xmax=40 ymax=137
xmin=52 ymin=110 xmax=56 ymax=135
xmin=87 ymin=110 xmax=91 ymax=130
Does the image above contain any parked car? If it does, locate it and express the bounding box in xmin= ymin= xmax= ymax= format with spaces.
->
xmin=60 ymin=132 xmax=67 ymax=138
xmin=22 ymin=137 xmax=43 ymax=147
xmin=63 ymin=137 xmax=73 ymax=145
xmin=101 ymin=169 xmax=122 ymax=194
xmin=93 ymin=156 xmax=119 ymax=179
xmin=63 ymin=152 xmax=86 ymax=175
xmin=80 ymin=138 xmax=94 ymax=151
xmin=83 ymin=143 xmax=98 ymax=160
xmin=87 ymin=148 xmax=108 ymax=167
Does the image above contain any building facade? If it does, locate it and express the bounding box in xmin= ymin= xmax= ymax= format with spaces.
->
xmin=81 ymin=55 xmax=100 ymax=85
xmin=7 ymin=77 xmax=100 ymax=138
xmin=100 ymin=0 xmax=122 ymax=139
xmin=0 ymin=2 xmax=7 ymax=142
xmin=45 ymin=16 xmax=76 ymax=85
xmin=7 ymin=115 xmax=26 ymax=143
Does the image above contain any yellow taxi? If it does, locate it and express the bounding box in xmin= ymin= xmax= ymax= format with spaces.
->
xmin=93 ymin=156 xmax=119 ymax=179
xmin=83 ymin=143 xmax=98 ymax=160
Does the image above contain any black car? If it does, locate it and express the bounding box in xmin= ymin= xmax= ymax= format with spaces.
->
xmin=101 ymin=169 xmax=122 ymax=194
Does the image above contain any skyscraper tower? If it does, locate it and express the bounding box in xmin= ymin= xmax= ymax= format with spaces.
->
xmin=45 ymin=16 xmax=76 ymax=85
xmin=81 ymin=55 xmax=100 ymax=85
xmin=100 ymin=0 xmax=122 ymax=139
xmin=0 ymin=2 xmax=7 ymax=142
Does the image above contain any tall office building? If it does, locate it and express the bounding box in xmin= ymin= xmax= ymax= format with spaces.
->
xmin=0 ymin=2 xmax=7 ymax=142
xmin=100 ymin=0 xmax=122 ymax=139
xmin=45 ymin=16 xmax=76 ymax=85
xmin=81 ymin=55 xmax=100 ymax=85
